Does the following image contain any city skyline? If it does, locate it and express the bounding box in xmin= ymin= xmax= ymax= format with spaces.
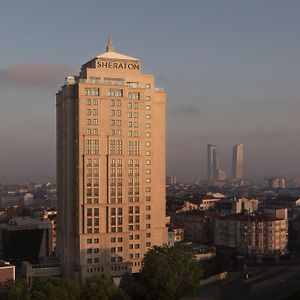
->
xmin=0 ymin=1 xmax=300 ymax=181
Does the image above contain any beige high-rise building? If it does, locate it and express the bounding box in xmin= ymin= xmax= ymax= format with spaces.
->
xmin=56 ymin=36 xmax=167 ymax=283
xmin=232 ymin=144 xmax=243 ymax=180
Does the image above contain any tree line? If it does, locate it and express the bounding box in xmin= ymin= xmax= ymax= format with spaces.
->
xmin=0 ymin=244 xmax=228 ymax=300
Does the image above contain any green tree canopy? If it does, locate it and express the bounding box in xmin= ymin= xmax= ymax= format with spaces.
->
xmin=138 ymin=244 xmax=203 ymax=300
xmin=80 ymin=274 xmax=129 ymax=300
xmin=30 ymin=277 xmax=80 ymax=300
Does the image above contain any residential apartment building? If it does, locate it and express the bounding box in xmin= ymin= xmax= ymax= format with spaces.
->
xmin=215 ymin=213 xmax=288 ymax=257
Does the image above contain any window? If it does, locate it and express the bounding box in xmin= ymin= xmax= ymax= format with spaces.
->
xmin=84 ymin=88 xmax=100 ymax=96
xmin=146 ymin=233 xmax=151 ymax=238
xmin=146 ymin=123 xmax=151 ymax=128
xmin=145 ymin=96 xmax=151 ymax=101
xmin=87 ymin=258 xmax=93 ymax=264
xmin=146 ymin=132 xmax=151 ymax=137
xmin=93 ymin=119 xmax=98 ymax=125
xmin=86 ymin=119 xmax=91 ymax=125
xmin=87 ymin=218 xmax=92 ymax=226
xmin=146 ymin=141 xmax=151 ymax=147
xmin=93 ymin=99 xmax=99 ymax=105
xmin=127 ymin=82 xmax=138 ymax=88
xmin=93 ymin=109 xmax=98 ymax=115
xmin=86 ymin=109 xmax=91 ymax=115
xmin=111 ymin=237 xmax=116 ymax=243
xmin=146 ymin=160 xmax=151 ymax=165
xmin=87 ymin=238 xmax=92 ymax=244
xmin=109 ymin=89 xmax=123 ymax=97
xmin=146 ymin=105 xmax=151 ymax=110
xmin=86 ymin=99 xmax=91 ymax=105
xmin=145 ymin=84 xmax=151 ymax=88
xmin=128 ymin=92 xmax=140 ymax=100
xmin=146 ymin=114 xmax=151 ymax=119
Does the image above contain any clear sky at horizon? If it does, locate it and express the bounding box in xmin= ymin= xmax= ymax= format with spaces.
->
xmin=0 ymin=0 xmax=300 ymax=182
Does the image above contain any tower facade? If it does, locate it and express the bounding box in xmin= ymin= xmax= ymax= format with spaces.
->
xmin=207 ymin=144 xmax=218 ymax=183
xmin=232 ymin=144 xmax=244 ymax=180
xmin=56 ymin=38 xmax=167 ymax=282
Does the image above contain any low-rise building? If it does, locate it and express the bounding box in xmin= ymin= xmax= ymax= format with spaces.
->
xmin=0 ymin=261 xmax=15 ymax=283
xmin=21 ymin=259 xmax=62 ymax=287
xmin=0 ymin=216 xmax=53 ymax=265
xmin=215 ymin=197 xmax=258 ymax=214
xmin=174 ymin=210 xmax=219 ymax=244
xmin=215 ymin=213 xmax=288 ymax=257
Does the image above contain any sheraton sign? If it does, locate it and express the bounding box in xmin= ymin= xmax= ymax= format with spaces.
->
xmin=96 ymin=60 xmax=140 ymax=70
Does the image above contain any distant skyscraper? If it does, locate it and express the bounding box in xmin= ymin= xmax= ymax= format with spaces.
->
xmin=207 ymin=144 xmax=218 ymax=183
xmin=232 ymin=144 xmax=244 ymax=180
xmin=56 ymin=36 xmax=167 ymax=282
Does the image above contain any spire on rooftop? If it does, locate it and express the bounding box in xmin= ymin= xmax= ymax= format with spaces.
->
xmin=106 ymin=32 xmax=114 ymax=52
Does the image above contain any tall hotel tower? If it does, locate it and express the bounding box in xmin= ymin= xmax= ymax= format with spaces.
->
xmin=232 ymin=144 xmax=244 ymax=180
xmin=56 ymin=37 xmax=167 ymax=282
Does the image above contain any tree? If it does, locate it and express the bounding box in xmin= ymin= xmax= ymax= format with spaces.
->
xmin=30 ymin=277 xmax=80 ymax=300
xmin=6 ymin=280 xmax=31 ymax=300
xmin=0 ymin=279 xmax=15 ymax=300
xmin=139 ymin=244 xmax=203 ymax=300
xmin=80 ymin=274 xmax=128 ymax=300
xmin=120 ymin=273 xmax=149 ymax=300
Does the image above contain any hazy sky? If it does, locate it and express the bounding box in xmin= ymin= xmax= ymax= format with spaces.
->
xmin=0 ymin=0 xmax=300 ymax=182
